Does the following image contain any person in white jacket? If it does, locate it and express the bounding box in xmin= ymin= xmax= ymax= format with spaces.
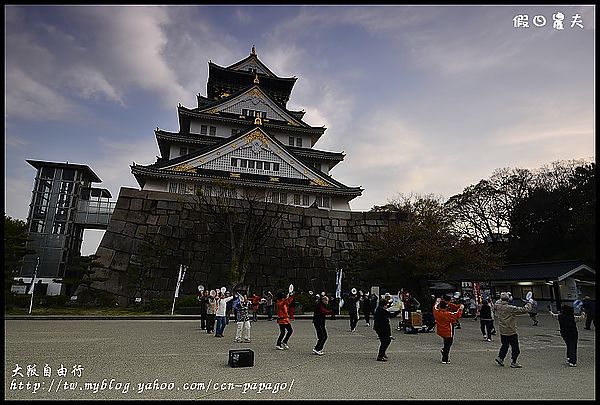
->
xmin=215 ymin=292 xmax=234 ymax=338
xmin=494 ymin=292 xmax=532 ymax=368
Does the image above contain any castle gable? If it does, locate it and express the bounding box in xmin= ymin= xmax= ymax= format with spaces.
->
xmin=162 ymin=127 xmax=334 ymax=187
xmin=199 ymin=86 xmax=307 ymax=127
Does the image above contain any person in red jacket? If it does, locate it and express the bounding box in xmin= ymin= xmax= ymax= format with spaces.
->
xmin=433 ymin=297 xmax=464 ymax=364
xmin=249 ymin=293 xmax=261 ymax=322
xmin=275 ymin=291 xmax=295 ymax=350
xmin=312 ymin=295 xmax=334 ymax=355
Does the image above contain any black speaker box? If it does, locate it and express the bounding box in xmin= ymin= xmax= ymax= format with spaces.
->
xmin=228 ymin=349 xmax=254 ymax=368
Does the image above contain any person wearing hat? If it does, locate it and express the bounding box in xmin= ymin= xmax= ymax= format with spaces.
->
xmin=346 ymin=289 xmax=359 ymax=332
xmin=312 ymin=294 xmax=334 ymax=355
xmin=205 ymin=290 xmax=217 ymax=334
xmin=549 ymin=304 xmax=586 ymax=367
xmin=373 ymin=298 xmax=402 ymax=361
xmin=433 ymin=297 xmax=464 ymax=364
xmin=494 ymin=292 xmax=532 ymax=368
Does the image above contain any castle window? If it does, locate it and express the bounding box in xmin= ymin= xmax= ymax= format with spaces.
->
xmin=289 ymin=137 xmax=294 ymax=146
xmin=316 ymin=196 xmax=331 ymax=208
xmin=256 ymin=161 xmax=263 ymax=170
xmin=272 ymin=163 xmax=280 ymax=171
xmin=62 ymin=169 xmax=75 ymax=181
xmin=231 ymin=158 xmax=238 ymax=167
xmin=52 ymin=221 xmax=66 ymax=235
xmin=293 ymin=194 xmax=300 ymax=205
xmin=209 ymin=126 xmax=217 ymax=136
xmin=201 ymin=125 xmax=207 ymax=135
xmin=296 ymin=138 xmax=302 ymax=147
xmin=247 ymin=160 xmax=255 ymax=169
xmin=240 ymin=159 xmax=248 ymax=168
xmin=279 ymin=193 xmax=288 ymax=204
xmin=242 ymin=109 xmax=248 ymax=116
xmin=302 ymin=195 xmax=310 ymax=206
xmin=263 ymin=162 xmax=271 ymax=170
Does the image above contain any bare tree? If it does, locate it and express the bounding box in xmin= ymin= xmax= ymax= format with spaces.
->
xmin=184 ymin=180 xmax=285 ymax=291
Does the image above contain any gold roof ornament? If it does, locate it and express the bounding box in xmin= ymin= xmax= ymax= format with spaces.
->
xmin=251 ymin=45 xmax=256 ymax=55
xmin=253 ymin=73 xmax=260 ymax=84
xmin=254 ymin=116 xmax=262 ymax=125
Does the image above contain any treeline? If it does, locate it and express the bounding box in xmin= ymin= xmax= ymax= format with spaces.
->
xmin=348 ymin=159 xmax=595 ymax=292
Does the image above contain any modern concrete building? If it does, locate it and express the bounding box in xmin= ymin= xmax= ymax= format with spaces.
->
xmin=18 ymin=160 xmax=115 ymax=295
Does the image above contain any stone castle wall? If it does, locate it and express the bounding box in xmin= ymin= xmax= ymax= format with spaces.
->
xmin=90 ymin=187 xmax=397 ymax=303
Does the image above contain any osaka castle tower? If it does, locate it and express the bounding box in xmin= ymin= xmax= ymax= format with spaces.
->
xmin=131 ymin=46 xmax=363 ymax=210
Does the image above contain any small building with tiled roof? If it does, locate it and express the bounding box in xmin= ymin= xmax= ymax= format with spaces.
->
xmin=132 ymin=46 xmax=363 ymax=211
xmin=443 ymin=259 xmax=595 ymax=309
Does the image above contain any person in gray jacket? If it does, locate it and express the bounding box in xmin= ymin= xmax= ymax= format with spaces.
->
xmin=494 ymin=292 xmax=532 ymax=368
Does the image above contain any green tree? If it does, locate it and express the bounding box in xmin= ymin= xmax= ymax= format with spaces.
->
xmin=352 ymin=194 xmax=502 ymax=296
xmin=4 ymin=214 xmax=33 ymax=296
xmin=509 ymin=161 xmax=595 ymax=266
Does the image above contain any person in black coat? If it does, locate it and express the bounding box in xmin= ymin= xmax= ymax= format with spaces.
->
xmin=582 ymin=296 xmax=596 ymax=330
xmin=373 ymin=298 xmax=401 ymax=361
xmin=479 ymin=299 xmax=494 ymax=341
xmin=312 ymin=295 xmax=334 ymax=355
xmin=345 ymin=291 xmax=359 ymax=332
xmin=361 ymin=293 xmax=373 ymax=327
xmin=549 ymin=304 xmax=586 ymax=367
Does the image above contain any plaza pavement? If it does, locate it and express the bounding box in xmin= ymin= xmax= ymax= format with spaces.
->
xmin=4 ymin=313 xmax=596 ymax=400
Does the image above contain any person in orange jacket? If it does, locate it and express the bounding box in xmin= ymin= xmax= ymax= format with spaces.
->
xmin=433 ymin=297 xmax=464 ymax=364
xmin=275 ymin=290 xmax=295 ymax=350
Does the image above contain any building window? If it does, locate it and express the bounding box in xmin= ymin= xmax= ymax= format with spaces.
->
xmin=62 ymin=169 xmax=75 ymax=181
xmin=247 ymin=160 xmax=255 ymax=169
xmin=263 ymin=162 xmax=271 ymax=170
xmin=180 ymin=147 xmax=188 ymax=156
xmin=30 ymin=220 xmax=45 ymax=233
xmin=279 ymin=193 xmax=288 ymax=204
xmin=201 ymin=125 xmax=207 ymax=135
xmin=289 ymin=137 xmax=294 ymax=146
xmin=256 ymin=161 xmax=263 ymax=170
xmin=168 ymin=182 xmax=188 ymax=194
xmin=209 ymin=126 xmax=217 ymax=136
xmin=316 ymin=196 xmax=330 ymax=208
xmin=240 ymin=159 xmax=248 ymax=168
xmin=55 ymin=208 xmax=69 ymax=220
xmin=40 ymin=167 xmax=55 ymax=179
xmin=302 ymin=195 xmax=310 ymax=206
xmin=296 ymin=138 xmax=302 ymax=147
xmin=293 ymin=194 xmax=300 ymax=205
xmin=242 ymin=109 xmax=248 ymax=116
xmin=37 ymin=179 xmax=52 ymax=194
xmin=272 ymin=163 xmax=280 ymax=171
xmin=231 ymin=158 xmax=238 ymax=167
xmin=52 ymin=221 xmax=66 ymax=235
xmin=59 ymin=181 xmax=73 ymax=194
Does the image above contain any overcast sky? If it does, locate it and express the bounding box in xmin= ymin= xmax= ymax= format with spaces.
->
xmin=4 ymin=5 xmax=595 ymax=255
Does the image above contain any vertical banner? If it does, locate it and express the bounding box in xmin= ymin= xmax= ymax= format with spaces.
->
xmin=335 ymin=269 xmax=343 ymax=310
xmin=473 ymin=282 xmax=481 ymax=305
xmin=171 ymin=265 xmax=187 ymax=316
xmin=28 ymin=257 xmax=40 ymax=315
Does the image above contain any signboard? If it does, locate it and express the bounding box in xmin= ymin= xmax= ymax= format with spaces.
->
xmin=473 ymin=282 xmax=481 ymax=305
xmin=11 ymin=285 xmax=27 ymax=295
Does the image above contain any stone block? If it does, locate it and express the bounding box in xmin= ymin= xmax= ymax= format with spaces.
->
xmin=130 ymin=199 xmax=143 ymax=211
xmin=311 ymin=217 xmax=322 ymax=227
xmin=111 ymin=251 xmax=131 ymax=272
xmin=107 ymin=220 xmax=126 ymax=234
xmin=157 ymin=215 xmax=169 ymax=226
xmin=167 ymin=214 xmax=180 ymax=227
xmin=115 ymin=197 xmax=131 ymax=210
xmin=109 ymin=209 xmax=129 ymax=222
xmin=122 ymin=223 xmax=137 ymax=237
xmin=158 ymin=226 xmax=172 ymax=237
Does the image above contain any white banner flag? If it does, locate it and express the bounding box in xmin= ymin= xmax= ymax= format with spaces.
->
xmin=28 ymin=257 xmax=40 ymax=295
xmin=174 ymin=265 xmax=187 ymax=298
xmin=335 ymin=269 xmax=342 ymax=299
